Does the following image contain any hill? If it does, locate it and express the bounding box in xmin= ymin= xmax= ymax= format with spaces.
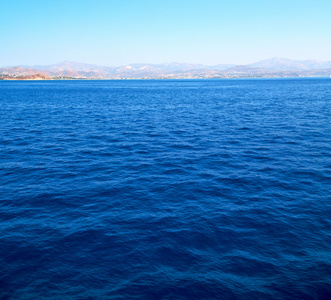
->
xmin=1 ymin=58 xmax=331 ymax=79
xmin=2 ymin=74 xmax=51 ymax=80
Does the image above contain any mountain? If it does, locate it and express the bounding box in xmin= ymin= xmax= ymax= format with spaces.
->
xmin=0 ymin=66 xmax=46 ymax=76
xmin=126 ymin=63 xmax=207 ymax=71
xmin=222 ymin=65 xmax=270 ymax=74
xmin=249 ymin=57 xmax=331 ymax=70
xmin=208 ymin=64 xmax=236 ymax=70
xmin=3 ymin=74 xmax=51 ymax=80
xmin=30 ymin=61 xmax=115 ymax=72
xmin=1 ymin=58 xmax=331 ymax=79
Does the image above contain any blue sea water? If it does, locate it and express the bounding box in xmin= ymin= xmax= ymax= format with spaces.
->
xmin=0 ymin=78 xmax=330 ymax=299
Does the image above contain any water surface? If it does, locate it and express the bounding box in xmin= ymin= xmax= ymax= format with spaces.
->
xmin=1 ymin=79 xmax=330 ymax=299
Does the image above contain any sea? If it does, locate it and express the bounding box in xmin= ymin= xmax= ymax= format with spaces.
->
xmin=0 ymin=78 xmax=330 ymax=299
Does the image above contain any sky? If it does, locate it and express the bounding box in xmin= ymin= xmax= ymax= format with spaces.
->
xmin=1 ymin=0 xmax=331 ymax=66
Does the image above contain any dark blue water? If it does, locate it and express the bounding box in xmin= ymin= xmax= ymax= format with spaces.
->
xmin=1 ymin=79 xmax=330 ymax=299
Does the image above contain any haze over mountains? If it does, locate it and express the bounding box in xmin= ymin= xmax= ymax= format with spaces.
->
xmin=1 ymin=58 xmax=331 ymax=79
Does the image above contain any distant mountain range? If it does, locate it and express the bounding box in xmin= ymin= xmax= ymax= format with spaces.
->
xmin=1 ymin=58 xmax=331 ymax=79
xmin=249 ymin=57 xmax=331 ymax=70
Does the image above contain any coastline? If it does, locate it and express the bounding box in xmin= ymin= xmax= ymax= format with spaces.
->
xmin=1 ymin=75 xmax=330 ymax=81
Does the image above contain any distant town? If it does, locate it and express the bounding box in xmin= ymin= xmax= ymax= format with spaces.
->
xmin=1 ymin=58 xmax=331 ymax=80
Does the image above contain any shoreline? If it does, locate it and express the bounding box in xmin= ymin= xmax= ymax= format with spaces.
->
xmin=1 ymin=75 xmax=330 ymax=81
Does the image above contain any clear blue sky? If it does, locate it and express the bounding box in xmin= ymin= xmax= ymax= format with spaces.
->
xmin=1 ymin=0 xmax=331 ymax=66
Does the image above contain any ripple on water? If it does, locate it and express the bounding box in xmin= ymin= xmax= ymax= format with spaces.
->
xmin=0 ymin=79 xmax=330 ymax=299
